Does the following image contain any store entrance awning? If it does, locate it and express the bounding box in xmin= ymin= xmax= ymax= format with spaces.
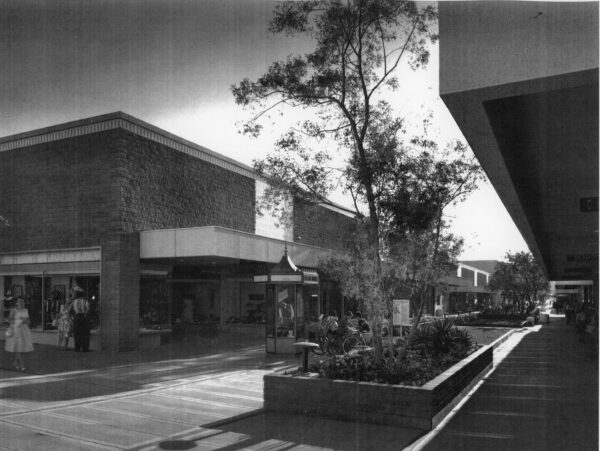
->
xmin=140 ymin=226 xmax=336 ymax=267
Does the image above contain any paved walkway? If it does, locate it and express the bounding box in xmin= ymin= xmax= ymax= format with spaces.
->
xmin=0 ymin=334 xmax=297 ymax=450
xmin=418 ymin=318 xmax=598 ymax=451
xmin=0 ymin=333 xmax=426 ymax=450
xmin=0 ymin=321 xmax=596 ymax=450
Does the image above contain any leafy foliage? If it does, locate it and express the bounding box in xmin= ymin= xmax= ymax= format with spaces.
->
xmin=409 ymin=318 xmax=473 ymax=357
xmin=232 ymin=0 xmax=483 ymax=360
xmin=311 ymin=318 xmax=475 ymax=386
xmin=488 ymin=252 xmax=548 ymax=314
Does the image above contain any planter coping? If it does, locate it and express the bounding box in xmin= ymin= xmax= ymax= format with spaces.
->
xmin=422 ymin=343 xmax=490 ymax=389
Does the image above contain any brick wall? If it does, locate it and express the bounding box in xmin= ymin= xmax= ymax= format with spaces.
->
xmin=0 ymin=131 xmax=122 ymax=252
xmin=118 ymin=131 xmax=256 ymax=233
xmin=293 ymin=199 xmax=355 ymax=251
xmin=431 ymin=346 xmax=493 ymax=415
xmin=100 ymin=232 xmax=140 ymax=351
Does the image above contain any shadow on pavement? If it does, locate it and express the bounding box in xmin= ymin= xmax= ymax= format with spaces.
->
xmin=0 ymin=333 xmax=297 ymax=403
xmin=199 ymin=411 xmax=427 ymax=451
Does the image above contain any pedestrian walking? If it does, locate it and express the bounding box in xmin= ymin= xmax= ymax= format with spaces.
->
xmin=5 ymin=298 xmax=34 ymax=371
xmin=71 ymin=288 xmax=90 ymax=352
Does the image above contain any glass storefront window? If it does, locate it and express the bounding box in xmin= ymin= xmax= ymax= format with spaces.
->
xmin=303 ymin=285 xmax=320 ymax=341
xmin=265 ymin=284 xmax=276 ymax=339
xmin=240 ymin=282 xmax=266 ymax=325
xmin=25 ymin=276 xmax=43 ymax=329
xmin=295 ymin=286 xmax=304 ymax=340
xmin=1 ymin=275 xmax=100 ymax=332
xmin=139 ymin=277 xmax=170 ymax=329
xmin=276 ymin=285 xmax=295 ymax=338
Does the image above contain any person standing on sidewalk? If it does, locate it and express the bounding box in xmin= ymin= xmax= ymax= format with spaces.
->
xmin=5 ymin=298 xmax=34 ymax=371
xmin=56 ymin=299 xmax=74 ymax=350
xmin=71 ymin=289 xmax=90 ymax=352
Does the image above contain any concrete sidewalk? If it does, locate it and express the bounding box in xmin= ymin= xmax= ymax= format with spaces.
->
xmin=417 ymin=318 xmax=598 ymax=451
xmin=0 ymin=332 xmax=427 ymax=450
xmin=0 ymin=321 xmax=595 ymax=450
xmin=0 ymin=333 xmax=297 ymax=450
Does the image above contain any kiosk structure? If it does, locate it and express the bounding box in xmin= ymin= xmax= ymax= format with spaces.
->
xmin=254 ymin=248 xmax=320 ymax=354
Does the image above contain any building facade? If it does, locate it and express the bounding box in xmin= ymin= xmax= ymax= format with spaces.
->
xmin=434 ymin=261 xmax=496 ymax=315
xmin=0 ymin=112 xmax=355 ymax=351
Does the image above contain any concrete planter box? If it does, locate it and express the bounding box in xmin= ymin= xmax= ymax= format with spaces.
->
xmin=264 ymin=344 xmax=493 ymax=430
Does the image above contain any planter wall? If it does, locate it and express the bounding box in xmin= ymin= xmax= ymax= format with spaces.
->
xmin=264 ymin=344 xmax=493 ymax=430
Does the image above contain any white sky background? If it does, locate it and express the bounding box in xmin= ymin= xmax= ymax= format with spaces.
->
xmin=0 ymin=0 xmax=529 ymax=261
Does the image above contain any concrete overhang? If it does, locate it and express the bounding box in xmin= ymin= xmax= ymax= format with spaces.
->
xmin=140 ymin=226 xmax=338 ymax=268
xmin=440 ymin=1 xmax=599 ymax=283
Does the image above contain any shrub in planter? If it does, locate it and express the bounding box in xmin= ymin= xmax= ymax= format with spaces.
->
xmin=315 ymin=352 xmax=379 ymax=382
xmin=411 ymin=318 xmax=474 ymax=357
xmin=382 ymin=350 xmax=438 ymax=386
xmin=309 ymin=318 xmax=477 ymax=386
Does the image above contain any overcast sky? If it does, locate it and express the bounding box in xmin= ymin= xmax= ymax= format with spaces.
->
xmin=0 ymin=0 xmax=529 ymax=261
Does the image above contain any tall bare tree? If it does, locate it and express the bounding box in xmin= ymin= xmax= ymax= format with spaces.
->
xmin=233 ymin=0 xmax=482 ymax=357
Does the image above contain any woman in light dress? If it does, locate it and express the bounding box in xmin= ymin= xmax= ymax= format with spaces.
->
xmin=5 ymin=298 xmax=34 ymax=371
xmin=56 ymin=300 xmax=73 ymax=350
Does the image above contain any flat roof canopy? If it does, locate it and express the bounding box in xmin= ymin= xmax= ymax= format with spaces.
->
xmin=140 ymin=226 xmax=336 ymax=268
xmin=440 ymin=2 xmax=598 ymax=283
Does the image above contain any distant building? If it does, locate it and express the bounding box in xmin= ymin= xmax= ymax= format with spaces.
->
xmin=433 ymin=261 xmax=500 ymax=314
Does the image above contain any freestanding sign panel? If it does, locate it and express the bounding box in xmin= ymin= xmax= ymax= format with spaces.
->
xmin=393 ymin=299 xmax=411 ymax=326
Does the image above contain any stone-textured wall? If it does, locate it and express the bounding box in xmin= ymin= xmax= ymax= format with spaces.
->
xmin=118 ymin=130 xmax=256 ymax=233
xmin=0 ymin=128 xmax=353 ymax=252
xmin=0 ymin=130 xmax=122 ymax=252
xmin=100 ymin=232 xmax=140 ymax=351
xmin=293 ymin=199 xmax=355 ymax=251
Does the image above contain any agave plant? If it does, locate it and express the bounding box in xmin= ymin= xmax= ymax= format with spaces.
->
xmin=425 ymin=317 xmax=457 ymax=355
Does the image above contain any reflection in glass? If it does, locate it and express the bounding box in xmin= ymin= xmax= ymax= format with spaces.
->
xmin=276 ymin=285 xmax=295 ymax=338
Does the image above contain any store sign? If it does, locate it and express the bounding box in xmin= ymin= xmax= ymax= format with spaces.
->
xmin=271 ymin=274 xmax=303 ymax=283
xmin=566 ymin=253 xmax=598 ymax=262
xmin=392 ymin=299 xmax=410 ymax=326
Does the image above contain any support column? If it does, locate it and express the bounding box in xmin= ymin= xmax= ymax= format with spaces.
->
xmin=100 ymin=232 xmax=140 ymax=351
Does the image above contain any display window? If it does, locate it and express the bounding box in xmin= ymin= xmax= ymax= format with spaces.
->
xmin=171 ymin=282 xmax=220 ymax=325
xmin=265 ymin=284 xmax=277 ymax=339
xmin=275 ymin=285 xmax=296 ymax=338
xmin=139 ymin=277 xmax=170 ymax=329
xmin=1 ymin=275 xmax=100 ymax=331
xmin=240 ymin=282 xmax=266 ymax=325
